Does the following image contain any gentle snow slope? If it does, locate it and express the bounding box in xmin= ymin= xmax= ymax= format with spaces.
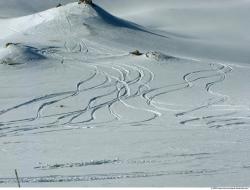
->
xmin=0 ymin=1 xmax=250 ymax=187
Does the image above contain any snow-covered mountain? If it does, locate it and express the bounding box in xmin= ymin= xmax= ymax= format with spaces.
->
xmin=0 ymin=0 xmax=250 ymax=187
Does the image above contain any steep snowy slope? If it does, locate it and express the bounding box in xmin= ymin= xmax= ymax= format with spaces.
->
xmin=0 ymin=1 xmax=250 ymax=187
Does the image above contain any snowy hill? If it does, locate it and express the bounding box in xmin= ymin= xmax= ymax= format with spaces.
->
xmin=0 ymin=0 xmax=75 ymax=18
xmin=0 ymin=1 xmax=250 ymax=187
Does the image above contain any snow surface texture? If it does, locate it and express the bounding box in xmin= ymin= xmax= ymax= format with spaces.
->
xmin=0 ymin=0 xmax=250 ymax=187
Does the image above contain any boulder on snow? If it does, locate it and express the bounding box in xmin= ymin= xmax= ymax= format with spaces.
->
xmin=130 ymin=50 xmax=143 ymax=56
xmin=5 ymin=43 xmax=18 ymax=48
xmin=78 ymin=0 xmax=93 ymax=5
xmin=56 ymin=3 xmax=62 ymax=8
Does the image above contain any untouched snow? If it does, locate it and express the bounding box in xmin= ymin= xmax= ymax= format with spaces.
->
xmin=0 ymin=0 xmax=250 ymax=187
xmin=0 ymin=0 xmax=75 ymax=18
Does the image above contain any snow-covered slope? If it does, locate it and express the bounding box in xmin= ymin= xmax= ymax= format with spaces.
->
xmin=97 ymin=0 xmax=250 ymax=64
xmin=1 ymin=0 xmax=250 ymax=63
xmin=0 ymin=0 xmax=75 ymax=18
xmin=0 ymin=1 xmax=250 ymax=187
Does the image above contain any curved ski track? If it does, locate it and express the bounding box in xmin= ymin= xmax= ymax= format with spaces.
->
xmin=1 ymin=47 xmax=250 ymax=138
xmin=0 ymin=55 xmax=159 ymax=137
xmin=1 ymin=4 xmax=250 ymax=187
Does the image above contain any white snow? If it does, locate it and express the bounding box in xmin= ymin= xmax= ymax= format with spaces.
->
xmin=0 ymin=0 xmax=250 ymax=187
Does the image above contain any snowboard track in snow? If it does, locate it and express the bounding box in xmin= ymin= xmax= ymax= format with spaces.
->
xmin=1 ymin=52 xmax=249 ymax=139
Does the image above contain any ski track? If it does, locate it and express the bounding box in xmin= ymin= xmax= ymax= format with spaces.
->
xmin=1 ymin=48 xmax=250 ymax=137
xmin=1 ymin=3 xmax=250 ymax=186
xmin=0 ymin=54 xmax=161 ymax=137
xmin=0 ymin=169 xmax=219 ymax=185
xmin=0 ymin=39 xmax=249 ymax=186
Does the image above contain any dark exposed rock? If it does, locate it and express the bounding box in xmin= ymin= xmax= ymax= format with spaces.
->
xmin=130 ymin=50 xmax=143 ymax=56
xmin=56 ymin=3 xmax=62 ymax=8
xmin=5 ymin=43 xmax=18 ymax=48
xmin=78 ymin=0 xmax=93 ymax=5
